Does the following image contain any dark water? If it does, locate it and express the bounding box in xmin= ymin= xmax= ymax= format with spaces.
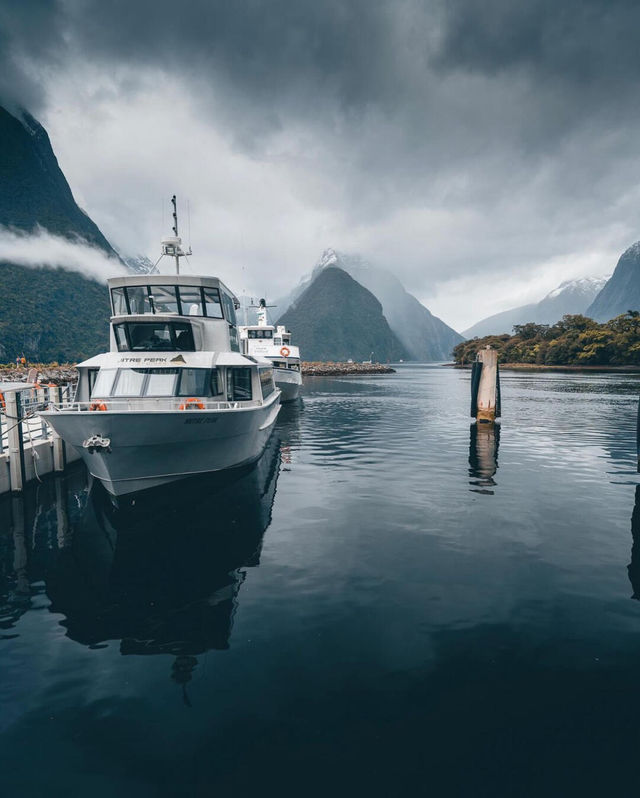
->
xmin=2 ymin=365 xmax=640 ymax=797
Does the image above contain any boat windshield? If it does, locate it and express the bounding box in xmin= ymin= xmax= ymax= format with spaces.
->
xmin=91 ymin=368 xmax=223 ymax=399
xmin=111 ymin=284 xmax=227 ymax=320
xmin=114 ymin=322 xmax=195 ymax=352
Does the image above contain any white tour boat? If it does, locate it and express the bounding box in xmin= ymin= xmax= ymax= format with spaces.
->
xmin=41 ymin=198 xmax=281 ymax=496
xmin=239 ymin=299 xmax=302 ymax=402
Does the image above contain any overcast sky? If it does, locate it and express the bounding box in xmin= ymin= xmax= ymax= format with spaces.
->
xmin=2 ymin=0 xmax=640 ymax=330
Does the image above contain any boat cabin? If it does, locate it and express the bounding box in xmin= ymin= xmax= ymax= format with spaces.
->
xmin=240 ymin=324 xmax=295 ymax=355
xmin=108 ymin=275 xmax=241 ymax=354
xmin=74 ymin=351 xmax=276 ymax=407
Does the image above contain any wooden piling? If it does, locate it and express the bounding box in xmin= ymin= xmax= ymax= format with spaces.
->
xmin=473 ymin=346 xmax=501 ymax=424
xmin=5 ymin=391 xmax=25 ymax=493
xmin=51 ymin=387 xmax=66 ymax=472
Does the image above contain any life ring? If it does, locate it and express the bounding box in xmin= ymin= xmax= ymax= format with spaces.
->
xmin=179 ymin=397 xmax=205 ymax=411
xmin=89 ymin=402 xmax=108 ymax=411
xmin=280 ymin=346 xmax=291 ymax=358
xmin=0 ymin=392 xmax=4 ymax=411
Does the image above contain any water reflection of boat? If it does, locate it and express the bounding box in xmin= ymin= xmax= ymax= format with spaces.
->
xmin=50 ymin=434 xmax=279 ymax=650
xmin=468 ymin=422 xmax=500 ymax=494
xmin=1 ymin=435 xmax=281 ymax=701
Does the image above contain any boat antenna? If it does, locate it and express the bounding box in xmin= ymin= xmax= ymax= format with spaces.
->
xmin=160 ymin=194 xmax=192 ymax=274
xmin=171 ymin=195 xmax=180 ymax=274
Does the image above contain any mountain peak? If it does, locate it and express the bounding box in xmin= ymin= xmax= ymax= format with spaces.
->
xmin=0 ymin=103 xmax=115 ymax=256
xmin=586 ymin=240 xmax=640 ymax=321
xmin=544 ymin=275 xmax=609 ymax=301
xmin=278 ymin=249 xmax=463 ymax=360
xmin=317 ymin=248 xmax=339 ymax=269
xmin=464 ymin=274 xmax=609 ymax=338
xmin=278 ymin=265 xmax=406 ymax=362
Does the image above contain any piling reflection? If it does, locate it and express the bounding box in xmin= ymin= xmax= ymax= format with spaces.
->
xmin=628 ymin=485 xmax=640 ymax=599
xmin=469 ymin=422 xmax=500 ymax=495
xmin=0 ymin=434 xmax=282 ymax=701
xmin=276 ymin=398 xmax=304 ymax=468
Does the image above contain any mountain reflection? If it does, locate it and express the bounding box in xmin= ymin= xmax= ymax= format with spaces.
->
xmin=0 ymin=434 xmax=282 ymax=701
xmin=469 ymin=423 xmax=500 ymax=495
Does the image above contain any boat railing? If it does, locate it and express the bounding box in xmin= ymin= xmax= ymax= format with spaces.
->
xmin=49 ymin=396 xmax=266 ymax=413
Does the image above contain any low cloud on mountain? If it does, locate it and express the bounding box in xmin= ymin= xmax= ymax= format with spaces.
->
xmin=0 ymin=226 xmax=125 ymax=283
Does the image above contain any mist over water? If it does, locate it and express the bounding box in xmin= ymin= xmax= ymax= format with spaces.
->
xmin=1 ymin=366 xmax=640 ymax=796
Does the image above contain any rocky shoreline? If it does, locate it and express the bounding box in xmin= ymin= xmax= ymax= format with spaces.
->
xmin=450 ymin=362 xmax=640 ymax=373
xmin=0 ymin=364 xmax=79 ymax=385
xmin=302 ymin=362 xmax=396 ymax=376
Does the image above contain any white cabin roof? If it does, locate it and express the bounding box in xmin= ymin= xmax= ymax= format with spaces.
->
xmin=77 ymin=350 xmax=265 ymax=369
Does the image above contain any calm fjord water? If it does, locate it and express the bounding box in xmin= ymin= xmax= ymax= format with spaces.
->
xmin=2 ymin=365 xmax=640 ymax=797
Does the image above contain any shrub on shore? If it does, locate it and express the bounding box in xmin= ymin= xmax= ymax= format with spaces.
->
xmin=454 ymin=312 xmax=640 ymax=366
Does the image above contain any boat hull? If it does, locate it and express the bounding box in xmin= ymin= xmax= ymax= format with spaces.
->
xmin=273 ymin=369 xmax=302 ymax=402
xmin=41 ymin=398 xmax=281 ymax=496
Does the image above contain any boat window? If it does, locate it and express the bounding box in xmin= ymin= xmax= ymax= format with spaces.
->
xmin=111 ymin=287 xmax=128 ymax=315
xmin=128 ymin=322 xmax=172 ymax=350
xmin=178 ymin=286 xmax=203 ymax=316
xmin=203 ymin=287 xmax=224 ymax=318
xmin=172 ymin=323 xmax=195 ymax=351
xmin=126 ymin=285 xmax=153 ymax=315
xmin=288 ymin=363 xmax=300 ymax=371
xmin=109 ymin=284 xmax=235 ymax=319
xmin=114 ymin=324 xmax=129 ymax=351
xmin=221 ymin=292 xmax=237 ymax=326
xmin=177 ymin=368 xmax=210 ymax=397
xmin=91 ymin=368 xmax=116 ymax=398
xmin=145 ymin=368 xmax=179 ymax=396
xmin=115 ymin=322 xmax=195 ymax=352
xmin=248 ymin=329 xmax=273 ymax=339
xmin=210 ymin=368 xmax=222 ymax=396
xmin=149 ymin=285 xmax=180 ymax=314
xmin=272 ymin=360 xmax=286 ymax=369
xmin=112 ymin=368 xmax=146 ymax=397
xmin=226 ymin=368 xmax=252 ymax=402
xmin=229 ymin=326 xmax=240 ymax=353
xmin=274 ymin=337 xmax=282 ymax=346
xmin=260 ymin=369 xmax=275 ymax=399
xmin=88 ymin=369 xmax=99 ymax=392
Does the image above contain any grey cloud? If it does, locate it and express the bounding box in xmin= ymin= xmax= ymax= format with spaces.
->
xmin=5 ymin=0 xmax=640 ymax=160
xmin=3 ymin=0 xmax=640 ymax=326
xmin=0 ymin=0 xmax=63 ymax=111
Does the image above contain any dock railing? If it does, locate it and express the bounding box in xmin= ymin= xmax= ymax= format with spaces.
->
xmin=0 ymin=382 xmax=77 ymax=494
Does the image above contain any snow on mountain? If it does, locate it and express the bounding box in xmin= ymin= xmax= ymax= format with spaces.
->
xmin=545 ymin=276 xmax=609 ymax=300
xmin=463 ymin=275 xmax=609 ymax=338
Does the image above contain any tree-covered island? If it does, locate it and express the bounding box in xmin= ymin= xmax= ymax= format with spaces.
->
xmin=454 ymin=312 xmax=640 ymax=366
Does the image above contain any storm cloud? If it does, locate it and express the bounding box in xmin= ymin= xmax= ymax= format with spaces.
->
xmin=2 ymin=0 xmax=640 ymax=328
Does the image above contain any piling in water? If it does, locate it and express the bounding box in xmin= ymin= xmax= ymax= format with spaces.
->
xmin=471 ymin=346 xmax=501 ymax=424
xmin=637 ymin=397 xmax=640 ymax=473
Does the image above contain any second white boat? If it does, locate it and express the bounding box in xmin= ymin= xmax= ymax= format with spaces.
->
xmin=239 ymin=299 xmax=303 ymax=402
